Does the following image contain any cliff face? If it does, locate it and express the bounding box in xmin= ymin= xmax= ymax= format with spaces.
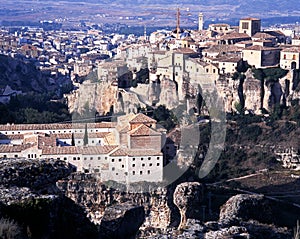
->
xmin=56 ymin=173 xmax=174 ymax=228
xmin=0 ymin=54 xmax=56 ymax=93
xmin=0 ymin=158 xmax=98 ymax=239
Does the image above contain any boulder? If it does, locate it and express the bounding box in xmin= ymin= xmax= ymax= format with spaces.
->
xmin=219 ymin=194 xmax=272 ymax=225
xmin=100 ymin=202 xmax=145 ymax=239
xmin=173 ymin=182 xmax=204 ymax=229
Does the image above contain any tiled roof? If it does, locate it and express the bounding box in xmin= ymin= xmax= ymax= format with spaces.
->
xmin=241 ymin=17 xmax=260 ymax=21
xmin=252 ymin=32 xmax=276 ymax=39
xmin=0 ymin=144 xmax=34 ymax=153
xmin=243 ymin=45 xmax=281 ymax=51
xmin=109 ymin=147 xmax=128 ymax=156
xmin=129 ymin=113 xmax=156 ymax=124
xmin=220 ymin=32 xmax=251 ymax=40
xmin=281 ymin=47 xmax=300 ymax=53
xmin=55 ymin=132 xmax=110 ymax=139
xmin=129 ymin=124 xmax=161 ymax=136
xmin=0 ymin=122 xmax=115 ymax=132
xmin=0 ymin=134 xmax=23 ymax=140
xmin=42 ymin=145 xmax=117 ymax=155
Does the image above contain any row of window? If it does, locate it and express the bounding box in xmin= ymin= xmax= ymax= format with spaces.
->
xmin=132 ymin=170 xmax=151 ymax=175
xmin=2 ymin=129 xmax=104 ymax=135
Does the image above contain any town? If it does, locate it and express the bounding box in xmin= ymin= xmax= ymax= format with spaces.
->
xmin=0 ymin=3 xmax=300 ymax=239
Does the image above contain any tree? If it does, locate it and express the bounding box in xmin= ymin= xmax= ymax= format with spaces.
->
xmin=71 ymin=133 xmax=75 ymax=146
xmin=83 ymin=124 xmax=88 ymax=146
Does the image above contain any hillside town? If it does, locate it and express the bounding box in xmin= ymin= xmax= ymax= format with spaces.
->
xmin=1 ymin=13 xmax=300 ymax=178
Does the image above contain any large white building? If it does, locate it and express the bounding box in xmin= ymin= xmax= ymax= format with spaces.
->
xmin=0 ymin=114 xmax=165 ymax=183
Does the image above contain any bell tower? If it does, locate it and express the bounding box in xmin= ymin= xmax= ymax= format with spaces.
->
xmin=198 ymin=13 xmax=204 ymax=31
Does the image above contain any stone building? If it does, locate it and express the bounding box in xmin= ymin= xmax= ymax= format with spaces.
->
xmin=0 ymin=114 xmax=165 ymax=183
xmin=280 ymin=46 xmax=300 ymax=70
xmin=239 ymin=18 xmax=261 ymax=37
xmin=242 ymin=45 xmax=281 ymax=68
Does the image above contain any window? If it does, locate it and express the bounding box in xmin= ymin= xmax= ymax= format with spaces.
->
xmin=293 ymin=54 xmax=296 ymax=60
xmin=148 ymin=157 xmax=151 ymax=160
xmin=119 ymin=158 xmax=122 ymax=162
xmin=3 ymin=155 xmax=7 ymax=158
xmin=73 ymin=157 xmax=76 ymax=160
xmin=149 ymin=163 xmax=152 ymax=166
xmin=28 ymin=154 xmax=30 ymax=158
xmin=112 ymin=158 xmax=115 ymax=162
xmin=141 ymin=157 xmax=144 ymax=161
xmin=84 ymin=157 xmax=87 ymax=160
xmin=242 ymin=22 xmax=249 ymax=29
xmin=92 ymin=140 xmax=94 ymax=143
xmin=116 ymin=173 xmax=118 ymax=175
xmin=132 ymin=157 xmax=135 ymax=161
xmin=140 ymin=171 xmax=143 ymax=175
xmin=147 ymin=170 xmax=150 ymax=174
xmin=94 ymin=169 xmax=99 ymax=173
xmin=157 ymin=157 xmax=160 ymax=160
xmin=132 ymin=164 xmax=135 ymax=167
xmin=90 ymin=157 xmax=93 ymax=160
xmin=98 ymin=157 xmax=101 ymax=160
xmin=64 ymin=157 xmax=67 ymax=161
xmin=14 ymin=155 xmax=18 ymax=158
xmin=133 ymin=171 xmax=135 ymax=175
xmin=157 ymin=163 xmax=160 ymax=166
xmin=112 ymin=167 xmax=115 ymax=171
xmin=206 ymin=69 xmax=209 ymax=73
xmin=122 ymin=165 xmax=124 ymax=168
xmin=142 ymin=164 xmax=145 ymax=167
xmin=77 ymin=157 xmax=80 ymax=160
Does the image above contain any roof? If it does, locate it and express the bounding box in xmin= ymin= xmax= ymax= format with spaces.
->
xmin=240 ymin=17 xmax=260 ymax=21
xmin=0 ymin=144 xmax=34 ymax=153
xmin=0 ymin=122 xmax=115 ymax=132
xmin=216 ymin=56 xmax=242 ymax=63
xmin=220 ymin=32 xmax=251 ymax=40
xmin=252 ymin=32 xmax=276 ymax=39
xmin=129 ymin=113 xmax=156 ymax=124
xmin=281 ymin=47 xmax=300 ymax=53
xmin=129 ymin=124 xmax=161 ymax=136
xmin=42 ymin=145 xmax=117 ymax=155
xmin=243 ymin=45 xmax=281 ymax=51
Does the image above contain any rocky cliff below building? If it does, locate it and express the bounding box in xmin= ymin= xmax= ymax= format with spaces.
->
xmin=0 ymin=158 xmax=296 ymax=239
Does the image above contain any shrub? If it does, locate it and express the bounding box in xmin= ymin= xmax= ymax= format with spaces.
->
xmin=0 ymin=218 xmax=22 ymax=239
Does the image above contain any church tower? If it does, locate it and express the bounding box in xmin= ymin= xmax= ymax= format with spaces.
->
xmin=198 ymin=13 xmax=204 ymax=31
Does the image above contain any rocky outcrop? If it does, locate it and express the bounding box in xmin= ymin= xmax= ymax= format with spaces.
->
xmin=219 ymin=194 xmax=273 ymax=224
xmin=173 ymin=182 xmax=204 ymax=229
xmin=99 ymin=202 xmax=145 ymax=239
xmin=0 ymin=54 xmax=56 ymax=93
xmin=0 ymin=158 xmax=97 ymax=239
xmin=0 ymin=158 xmax=74 ymax=193
xmin=57 ymin=174 xmax=174 ymax=228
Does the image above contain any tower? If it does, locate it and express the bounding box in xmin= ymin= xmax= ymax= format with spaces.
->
xmin=198 ymin=13 xmax=204 ymax=31
xmin=176 ymin=7 xmax=181 ymax=39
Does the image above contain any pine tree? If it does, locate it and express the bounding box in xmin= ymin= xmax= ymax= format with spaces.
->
xmin=83 ymin=124 xmax=88 ymax=146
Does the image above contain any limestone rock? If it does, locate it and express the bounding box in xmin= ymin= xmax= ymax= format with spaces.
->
xmin=173 ymin=182 xmax=203 ymax=229
xmin=99 ymin=202 xmax=145 ymax=239
xmin=219 ymin=194 xmax=272 ymax=224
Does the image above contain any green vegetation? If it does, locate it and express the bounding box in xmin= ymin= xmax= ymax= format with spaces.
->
xmin=152 ymin=105 xmax=177 ymax=131
xmin=0 ymin=92 xmax=71 ymax=124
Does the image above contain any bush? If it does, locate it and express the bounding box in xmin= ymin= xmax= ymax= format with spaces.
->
xmin=0 ymin=218 xmax=22 ymax=239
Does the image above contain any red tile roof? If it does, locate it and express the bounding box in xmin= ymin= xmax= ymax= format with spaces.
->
xmin=129 ymin=124 xmax=161 ymax=136
xmin=129 ymin=113 xmax=156 ymax=124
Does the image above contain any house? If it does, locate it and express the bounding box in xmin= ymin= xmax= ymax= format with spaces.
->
xmin=239 ymin=18 xmax=261 ymax=37
xmin=242 ymin=45 xmax=281 ymax=68
xmin=280 ymin=47 xmax=300 ymax=70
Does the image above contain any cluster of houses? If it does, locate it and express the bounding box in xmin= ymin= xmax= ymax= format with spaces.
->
xmin=0 ymin=113 xmax=167 ymax=183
